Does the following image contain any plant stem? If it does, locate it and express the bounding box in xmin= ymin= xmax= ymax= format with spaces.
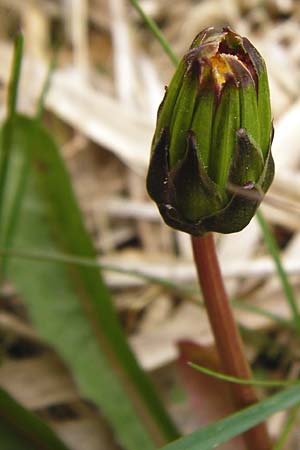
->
xmin=191 ymin=233 xmax=272 ymax=450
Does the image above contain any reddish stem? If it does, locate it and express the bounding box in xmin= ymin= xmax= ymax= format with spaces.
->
xmin=191 ymin=233 xmax=272 ymax=450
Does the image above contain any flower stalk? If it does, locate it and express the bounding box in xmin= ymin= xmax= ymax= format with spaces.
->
xmin=191 ymin=233 xmax=272 ymax=450
xmin=144 ymin=22 xmax=274 ymax=449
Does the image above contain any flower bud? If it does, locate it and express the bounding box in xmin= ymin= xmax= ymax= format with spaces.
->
xmin=147 ymin=27 xmax=274 ymax=235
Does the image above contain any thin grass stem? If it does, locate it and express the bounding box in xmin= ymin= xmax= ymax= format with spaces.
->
xmin=0 ymin=246 xmax=293 ymax=329
xmin=256 ymin=210 xmax=300 ymax=334
xmin=273 ymin=405 xmax=299 ymax=450
xmin=0 ymin=35 xmax=24 ymax=282
xmin=129 ymin=0 xmax=179 ymax=66
xmin=36 ymin=52 xmax=57 ymax=120
xmin=232 ymin=300 xmax=292 ymax=328
xmin=189 ymin=362 xmax=299 ymax=388
xmin=7 ymin=34 xmax=23 ymax=119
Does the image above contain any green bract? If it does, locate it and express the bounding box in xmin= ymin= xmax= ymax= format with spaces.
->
xmin=146 ymin=27 xmax=274 ymax=236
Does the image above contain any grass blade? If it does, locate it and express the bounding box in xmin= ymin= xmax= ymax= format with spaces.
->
xmin=189 ymin=362 xmax=298 ymax=388
xmin=2 ymin=113 xmax=178 ymax=449
xmin=7 ymin=34 xmax=23 ymax=119
xmin=160 ymin=386 xmax=300 ymax=450
xmin=0 ymin=35 xmax=24 ymax=260
xmin=0 ymin=246 xmax=291 ymax=328
xmin=0 ymin=120 xmax=29 ymax=279
xmin=273 ymin=405 xmax=299 ymax=450
xmin=256 ymin=210 xmax=300 ymax=333
xmin=36 ymin=51 xmax=57 ymax=120
xmin=0 ymin=386 xmax=71 ymax=450
xmin=129 ymin=0 xmax=178 ymax=66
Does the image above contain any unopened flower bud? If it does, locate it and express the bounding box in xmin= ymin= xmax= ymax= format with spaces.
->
xmin=147 ymin=27 xmax=274 ymax=235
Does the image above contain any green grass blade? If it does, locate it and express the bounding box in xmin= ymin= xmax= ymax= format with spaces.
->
xmin=0 ymin=246 xmax=184 ymax=292
xmin=36 ymin=51 xmax=57 ymax=120
xmin=189 ymin=362 xmax=298 ymax=388
xmin=160 ymin=386 xmax=300 ymax=450
xmin=0 ymin=35 xmax=23 ymax=222
xmin=7 ymin=34 xmax=23 ymax=119
xmin=0 ymin=121 xmax=29 ymax=279
xmin=3 ymin=113 xmax=178 ymax=449
xmin=256 ymin=210 xmax=300 ymax=333
xmin=273 ymin=405 xmax=299 ymax=450
xmin=0 ymin=246 xmax=292 ymax=328
xmin=0 ymin=386 xmax=71 ymax=450
xmin=232 ymin=299 xmax=292 ymax=328
xmin=129 ymin=0 xmax=178 ymax=66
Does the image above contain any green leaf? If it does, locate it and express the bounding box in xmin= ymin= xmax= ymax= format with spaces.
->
xmin=0 ymin=386 xmax=70 ymax=450
xmin=160 ymin=386 xmax=300 ymax=450
xmin=1 ymin=114 xmax=178 ymax=450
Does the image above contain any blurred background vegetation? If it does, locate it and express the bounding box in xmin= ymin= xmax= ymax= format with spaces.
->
xmin=0 ymin=0 xmax=300 ymax=449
